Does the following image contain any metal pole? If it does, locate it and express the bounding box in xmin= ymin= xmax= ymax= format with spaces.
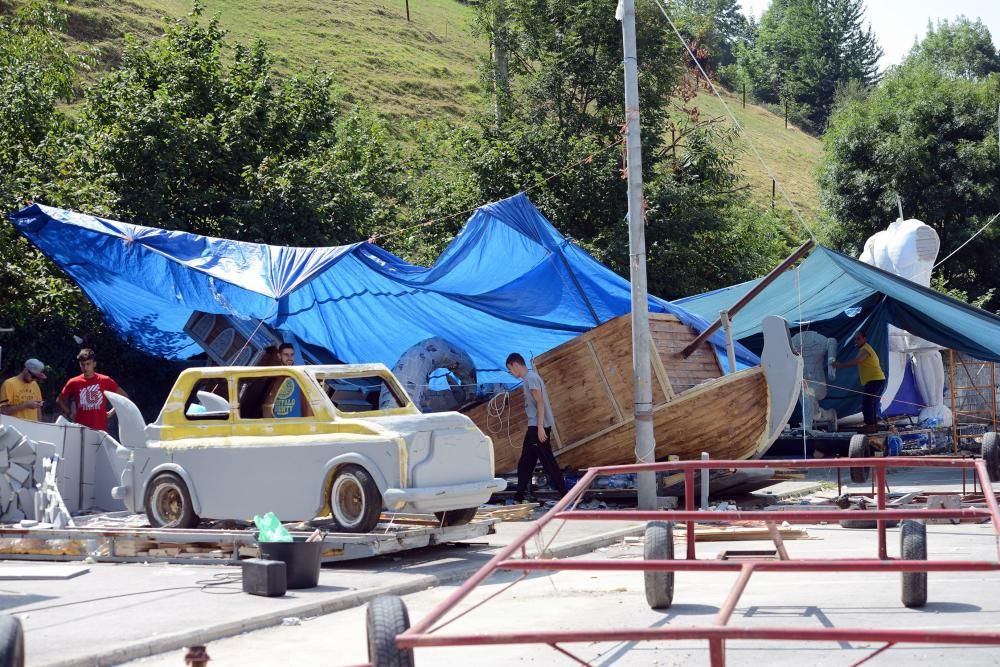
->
xmin=700 ymin=452 xmax=710 ymax=510
xmin=620 ymin=0 xmax=656 ymax=510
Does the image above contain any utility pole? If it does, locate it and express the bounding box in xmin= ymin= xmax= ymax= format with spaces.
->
xmin=619 ymin=0 xmax=656 ymax=510
xmin=405 ymin=0 xmax=410 ymax=22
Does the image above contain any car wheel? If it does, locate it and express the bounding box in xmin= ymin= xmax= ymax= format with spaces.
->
xmin=144 ymin=472 xmax=199 ymax=529
xmin=982 ymin=432 xmax=999 ymax=482
xmin=434 ymin=507 xmax=478 ymax=527
xmin=330 ymin=464 xmax=382 ymax=533
xmin=0 ymin=615 xmax=25 ymax=667
xmin=644 ymin=521 xmax=674 ymax=610
xmin=848 ymin=434 xmax=870 ymax=484
xmin=366 ymin=596 xmax=414 ymax=667
xmin=900 ymin=520 xmax=928 ymax=608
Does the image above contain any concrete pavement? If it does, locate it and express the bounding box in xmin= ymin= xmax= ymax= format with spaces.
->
xmin=6 ymin=518 xmax=644 ymax=667
xmin=123 ymin=521 xmax=1000 ymax=666
xmin=6 ymin=461 xmax=999 ymax=666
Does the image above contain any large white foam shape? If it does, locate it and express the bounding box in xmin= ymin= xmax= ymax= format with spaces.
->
xmin=856 ymin=218 xmax=952 ymax=427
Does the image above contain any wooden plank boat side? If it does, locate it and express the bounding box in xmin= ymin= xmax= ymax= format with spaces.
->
xmin=463 ymin=312 xmax=791 ymax=474
xmin=553 ymin=367 xmax=768 ymax=469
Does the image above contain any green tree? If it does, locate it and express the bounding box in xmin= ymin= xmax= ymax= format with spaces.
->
xmin=741 ymin=0 xmax=881 ymax=129
xmin=819 ymin=46 xmax=1000 ymax=307
xmin=75 ymin=9 xmax=402 ymax=244
xmin=908 ymin=17 xmax=1000 ymax=80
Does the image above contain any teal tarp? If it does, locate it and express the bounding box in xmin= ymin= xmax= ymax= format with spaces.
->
xmin=675 ymin=246 xmax=1000 ymax=416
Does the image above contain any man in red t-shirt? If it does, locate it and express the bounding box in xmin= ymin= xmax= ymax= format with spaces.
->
xmin=57 ymin=348 xmax=128 ymax=432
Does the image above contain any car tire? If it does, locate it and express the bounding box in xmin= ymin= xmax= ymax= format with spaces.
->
xmin=330 ymin=464 xmax=382 ymax=533
xmin=434 ymin=507 xmax=478 ymax=527
xmin=982 ymin=432 xmax=999 ymax=482
xmin=900 ymin=519 xmax=928 ymax=608
xmin=848 ymin=434 xmax=870 ymax=484
xmin=366 ymin=596 xmax=414 ymax=667
xmin=0 ymin=615 xmax=25 ymax=667
xmin=643 ymin=521 xmax=674 ymax=610
xmin=144 ymin=472 xmax=199 ymax=529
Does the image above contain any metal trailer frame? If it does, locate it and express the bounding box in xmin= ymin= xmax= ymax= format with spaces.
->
xmin=0 ymin=519 xmax=496 ymax=566
xmin=382 ymin=457 xmax=1000 ymax=666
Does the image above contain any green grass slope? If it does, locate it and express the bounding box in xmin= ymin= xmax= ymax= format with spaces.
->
xmin=60 ymin=0 xmax=486 ymax=122
xmin=39 ymin=2 xmax=824 ymax=214
xmin=688 ymin=87 xmax=823 ymax=224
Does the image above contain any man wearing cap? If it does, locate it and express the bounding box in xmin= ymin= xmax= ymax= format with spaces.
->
xmin=57 ymin=349 xmax=128 ymax=432
xmin=0 ymin=359 xmax=47 ymax=421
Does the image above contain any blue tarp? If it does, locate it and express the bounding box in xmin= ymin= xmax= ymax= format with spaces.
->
xmin=9 ymin=194 xmax=757 ymax=386
xmin=675 ymin=246 xmax=1000 ymax=416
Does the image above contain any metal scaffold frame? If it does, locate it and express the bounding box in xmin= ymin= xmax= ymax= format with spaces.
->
xmin=949 ymin=350 xmax=998 ymax=452
xmin=379 ymin=457 xmax=1000 ymax=667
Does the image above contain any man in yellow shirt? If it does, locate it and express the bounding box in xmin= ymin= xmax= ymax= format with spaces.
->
xmin=833 ymin=331 xmax=886 ymax=433
xmin=0 ymin=358 xmax=47 ymax=421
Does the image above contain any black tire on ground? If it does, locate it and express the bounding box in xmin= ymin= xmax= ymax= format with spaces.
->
xmin=848 ymin=434 xmax=870 ymax=484
xmin=0 ymin=616 xmax=24 ymax=667
xmin=366 ymin=596 xmax=414 ymax=667
xmin=330 ymin=464 xmax=383 ymax=533
xmin=643 ymin=521 xmax=674 ymax=610
xmin=982 ymin=432 xmax=1000 ymax=482
xmin=434 ymin=507 xmax=478 ymax=527
xmin=144 ymin=472 xmax=200 ymax=529
xmin=900 ymin=519 xmax=928 ymax=608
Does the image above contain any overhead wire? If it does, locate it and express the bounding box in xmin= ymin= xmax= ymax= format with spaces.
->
xmin=649 ymin=0 xmax=818 ymax=244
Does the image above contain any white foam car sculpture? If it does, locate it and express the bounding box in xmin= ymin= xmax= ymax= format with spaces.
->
xmin=105 ymin=364 xmax=505 ymax=532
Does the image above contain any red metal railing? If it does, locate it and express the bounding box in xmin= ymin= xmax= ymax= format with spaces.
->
xmin=394 ymin=457 xmax=1000 ymax=666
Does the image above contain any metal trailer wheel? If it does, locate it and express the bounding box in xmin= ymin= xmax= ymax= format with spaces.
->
xmin=643 ymin=521 xmax=674 ymax=610
xmin=982 ymin=432 xmax=1000 ymax=482
xmin=366 ymin=596 xmax=415 ymax=667
xmin=434 ymin=507 xmax=478 ymax=527
xmin=330 ymin=464 xmax=383 ymax=533
xmin=900 ymin=519 xmax=928 ymax=608
xmin=0 ymin=615 xmax=25 ymax=667
xmin=144 ymin=472 xmax=200 ymax=529
xmin=848 ymin=434 xmax=870 ymax=484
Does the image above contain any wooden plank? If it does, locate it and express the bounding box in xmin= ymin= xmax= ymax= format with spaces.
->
xmin=587 ymin=340 xmax=624 ymax=422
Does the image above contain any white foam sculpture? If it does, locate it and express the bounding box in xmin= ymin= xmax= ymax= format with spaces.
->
xmin=857 ymin=217 xmax=952 ymax=427
xmin=791 ymin=330 xmax=838 ymax=430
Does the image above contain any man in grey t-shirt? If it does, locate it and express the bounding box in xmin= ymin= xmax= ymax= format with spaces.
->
xmin=506 ymin=353 xmax=567 ymax=502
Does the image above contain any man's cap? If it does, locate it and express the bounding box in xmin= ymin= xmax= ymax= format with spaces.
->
xmin=24 ymin=359 xmax=47 ymax=380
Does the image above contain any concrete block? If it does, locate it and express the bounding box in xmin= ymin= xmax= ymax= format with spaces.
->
xmin=0 ymin=447 xmax=8 ymax=468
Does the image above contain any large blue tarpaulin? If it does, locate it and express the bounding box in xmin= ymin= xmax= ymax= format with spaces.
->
xmin=675 ymin=246 xmax=1000 ymax=415
xmin=9 ymin=194 xmax=756 ymax=385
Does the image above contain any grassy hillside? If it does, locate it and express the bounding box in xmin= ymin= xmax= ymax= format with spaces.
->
xmin=39 ymin=1 xmax=824 ymax=214
xmin=688 ymin=87 xmax=824 ymax=224
xmin=59 ymin=0 xmax=486 ymax=122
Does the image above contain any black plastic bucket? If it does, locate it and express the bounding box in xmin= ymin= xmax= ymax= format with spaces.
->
xmin=257 ymin=537 xmax=322 ymax=589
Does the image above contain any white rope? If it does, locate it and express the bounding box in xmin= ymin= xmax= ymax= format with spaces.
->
xmin=485 ymin=390 xmax=521 ymax=451
xmin=933 ymin=210 xmax=1000 ymax=269
xmin=650 ymin=0 xmax=817 ymax=243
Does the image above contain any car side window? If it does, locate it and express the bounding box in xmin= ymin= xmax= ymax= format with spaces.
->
xmin=184 ymin=379 xmax=230 ymax=421
xmin=321 ymin=375 xmax=407 ymax=413
xmin=238 ymin=375 xmax=311 ymax=419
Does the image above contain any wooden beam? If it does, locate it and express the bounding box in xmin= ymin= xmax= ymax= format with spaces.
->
xmin=681 ymin=239 xmax=814 ymax=358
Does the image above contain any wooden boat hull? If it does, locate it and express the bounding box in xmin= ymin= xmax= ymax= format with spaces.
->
xmin=466 ymin=313 xmax=801 ymax=474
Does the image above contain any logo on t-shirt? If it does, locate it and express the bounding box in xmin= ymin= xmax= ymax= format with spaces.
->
xmin=79 ymin=384 xmax=104 ymax=410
